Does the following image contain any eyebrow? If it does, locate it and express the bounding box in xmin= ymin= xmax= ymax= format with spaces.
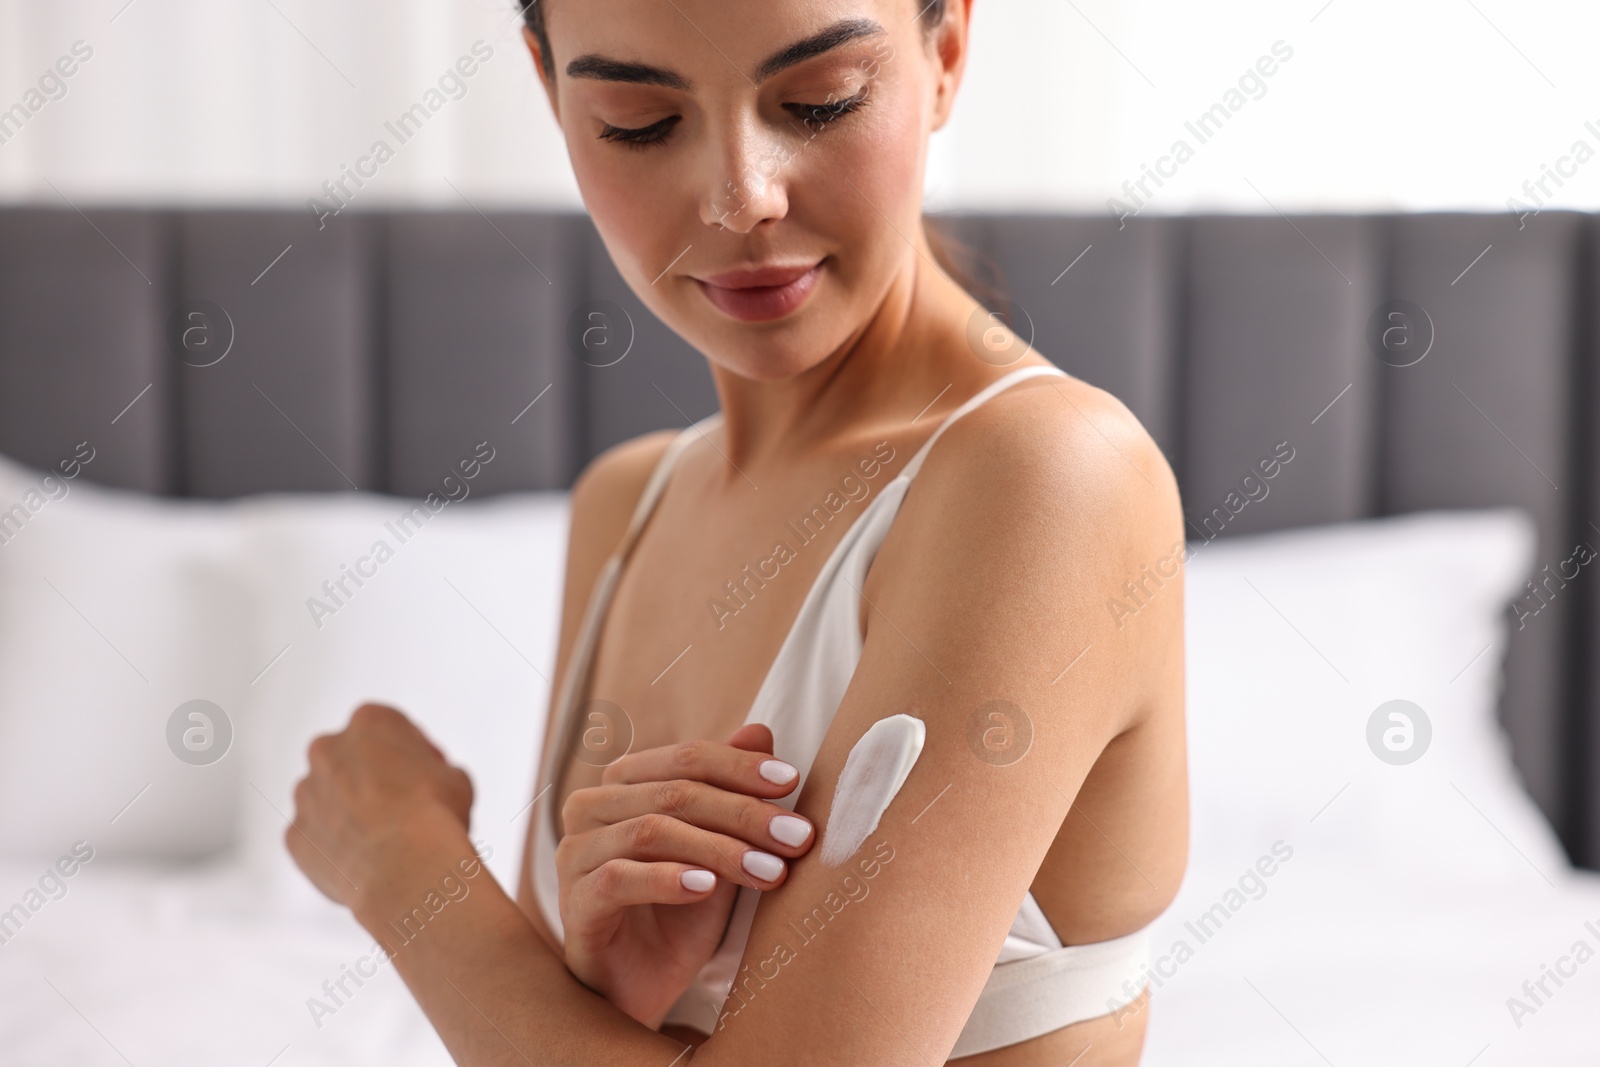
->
xmin=753 ymin=17 xmax=886 ymax=82
xmin=564 ymin=17 xmax=887 ymax=90
xmin=564 ymin=56 xmax=691 ymax=90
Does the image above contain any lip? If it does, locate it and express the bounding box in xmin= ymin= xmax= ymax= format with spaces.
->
xmin=693 ymin=260 xmax=825 ymax=323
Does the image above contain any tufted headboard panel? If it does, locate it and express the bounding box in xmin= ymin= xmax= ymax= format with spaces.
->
xmin=0 ymin=205 xmax=1595 ymax=866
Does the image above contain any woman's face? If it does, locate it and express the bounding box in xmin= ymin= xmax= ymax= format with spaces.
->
xmin=531 ymin=1 xmax=961 ymax=382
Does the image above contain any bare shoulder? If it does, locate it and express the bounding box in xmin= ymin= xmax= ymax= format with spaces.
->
xmin=900 ymin=367 xmax=1181 ymax=569
xmin=568 ymin=430 xmax=681 ymax=548
xmin=939 ymin=369 xmax=1174 ymax=512
xmin=559 ymin=428 xmax=684 ymax=649
xmin=870 ymin=366 xmax=1185 ymax=725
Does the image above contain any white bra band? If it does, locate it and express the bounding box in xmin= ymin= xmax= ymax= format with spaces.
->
xmin=947 ymin=926 xmax=1152 ymax=1059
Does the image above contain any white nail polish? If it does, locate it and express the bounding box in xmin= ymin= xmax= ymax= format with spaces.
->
xmin=681 ymin=869 xmax=716 ymax=892
xmin=759 ymin=759 xmax=798 ymax=785
xmin=769 ymin=814 xmax=812 ymax=847
xmin=742 ymin=850 xmax=785 ymax=882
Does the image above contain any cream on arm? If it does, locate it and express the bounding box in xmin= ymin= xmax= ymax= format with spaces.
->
xmin=819 ymin=713 xmax=926 ymax=867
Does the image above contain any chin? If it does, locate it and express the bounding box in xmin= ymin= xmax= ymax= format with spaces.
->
xmin=700 ymin=329 xmax=835 ymax=383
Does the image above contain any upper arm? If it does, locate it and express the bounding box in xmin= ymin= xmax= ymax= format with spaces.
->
xmin=514 ymin=429 xmax=681 ymax=943
xmin=695 ymin=380 xmax=1185 ymax=1064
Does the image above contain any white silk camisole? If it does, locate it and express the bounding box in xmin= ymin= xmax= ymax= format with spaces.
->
xmin=531 ymin=364 xmax=1152 ymax=1057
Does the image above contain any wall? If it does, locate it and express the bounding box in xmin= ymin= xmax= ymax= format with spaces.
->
xmin=2 ymin=1 xmax=1597 ymax=215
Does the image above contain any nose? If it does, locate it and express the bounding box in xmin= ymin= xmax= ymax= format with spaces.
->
xmin=700 ymin=122 xmax=790 ymax=234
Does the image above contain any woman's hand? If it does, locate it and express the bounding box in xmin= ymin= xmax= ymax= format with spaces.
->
xmin=557 ymin=723 xmax=816 ymax=1029
xmin=286 ymin=703 xmax=476 ymax=914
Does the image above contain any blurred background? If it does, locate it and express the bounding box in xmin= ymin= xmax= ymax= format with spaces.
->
xmin=3 ymin=0 xmax=1600 ymax=211
xmin=1 ymin=1 xmax=1599 ymax=1064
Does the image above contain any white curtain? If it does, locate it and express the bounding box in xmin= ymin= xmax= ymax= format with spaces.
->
xmin=1 ymin=0 xmax=1597 ymax=214
xmin=0 ymin=0 xmax=581 ymax=207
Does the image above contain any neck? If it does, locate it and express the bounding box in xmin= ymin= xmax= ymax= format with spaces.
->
xmin=706 ymin=242 xmax=969 ymax=474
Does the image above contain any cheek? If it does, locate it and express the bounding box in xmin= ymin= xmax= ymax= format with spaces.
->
xmin=793 ymin=87 xmax=928 ymax=263
xmin=568 ymin=139 xmax=688 ymax=285
xmin=846 ymin=95 xmax=926 ymax=210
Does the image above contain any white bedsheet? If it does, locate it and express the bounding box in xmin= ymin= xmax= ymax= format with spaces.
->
xmin=3 ymin=855 xmax=1596 ymax=1064
xmin=0 ymin=857 xmax=455 ymax=1066
xmin=1142 ymin=857 xmax=1600 ymax=1065
xmin=2 ymin=453 xmax=1596 ymax=1062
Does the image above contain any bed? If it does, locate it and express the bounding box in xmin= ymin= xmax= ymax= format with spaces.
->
xmin=1 ymin=206 xmax=1597 ymax=1061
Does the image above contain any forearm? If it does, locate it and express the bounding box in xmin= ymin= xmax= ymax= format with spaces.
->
xmin=352 ymin=822 xmax=693 ymax=1067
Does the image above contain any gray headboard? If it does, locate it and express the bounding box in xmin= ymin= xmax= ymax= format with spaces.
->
xmin=1 ymin=206 xmax=1596 ymax=868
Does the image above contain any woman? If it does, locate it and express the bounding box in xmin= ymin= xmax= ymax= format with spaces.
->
xmin=286 ymin=1 xmax=1189 ymax=1063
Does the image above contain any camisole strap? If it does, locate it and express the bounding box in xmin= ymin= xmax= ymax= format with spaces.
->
xmin=900 ymin=364 xmax=1068 ymax=483
xmin=534 ymin=411 xmax=722 ymax=813
xmin=617 ymin=413 xmax=723 ymax=559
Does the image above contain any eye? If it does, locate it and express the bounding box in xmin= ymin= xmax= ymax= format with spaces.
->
xmin=787 ymin=87 xmax=870 ymax=134
xmin=598 ymin=114 xmax=680 ymax=149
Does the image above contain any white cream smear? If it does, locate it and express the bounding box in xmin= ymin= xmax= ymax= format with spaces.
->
xmin=818 ymin=714 xmax=926 ymax=867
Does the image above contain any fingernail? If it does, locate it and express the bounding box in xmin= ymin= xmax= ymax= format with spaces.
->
xmin=769 ymin=814 xmax=812 ymax=847
xmin=759 ymin=759 xmax=798 ymax=785
xmin=742 ymin=850 xmax=785 ymax=882
xmin=681 ymin=869 xmax=716 ymax=892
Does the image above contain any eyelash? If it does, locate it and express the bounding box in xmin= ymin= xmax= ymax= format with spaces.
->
xmin=794 ymin=89 xmax=870 ymax=134
xmin=598 ymin=115 xmax=681 ymax=148
xmin=597 ymin=88 xmax=870 ymax=150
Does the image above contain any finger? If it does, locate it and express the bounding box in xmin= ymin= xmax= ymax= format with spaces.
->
xmin=351 ymin=702 xmax=448 ymax=762
xmin=561 ymin=813 xmax=792 ymax=890
xmin=725 ymin=722 xmax=774 ymax=755
xmin=441 ymin=765 xmax=475 ymax=826
xmin=565 ymin=859 xmax=722 ymax=933
xmin=564 ymin=779 xmax=815 ymax=856
xmin=306 ymin=733 xmax=339 ymax=773
xmin=600 ymin=737 xmax=799 ymax=798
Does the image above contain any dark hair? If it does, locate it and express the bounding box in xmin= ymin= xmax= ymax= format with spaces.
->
xmin=516 ymin=0 xmax=990 ymax=303
xmin=518 ymin=0 xmax=949 ymax=80
xmin=924 ymin=215 xmax=1008 ymax=313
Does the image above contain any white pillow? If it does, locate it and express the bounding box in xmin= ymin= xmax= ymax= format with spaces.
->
xmin=0 ymin=453 xmax=254 ymax=860
xmin=1182 ymin=508 xmax=1569 ymax=886
xmin=1 ymin=441 xmax=1561 ymax=915
xmin=232 ymin=489 xmax=568 ymax=917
